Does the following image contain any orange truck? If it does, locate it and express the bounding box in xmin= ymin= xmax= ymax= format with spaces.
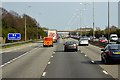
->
xmin=43 ymin=37 xmax=53 ymax=47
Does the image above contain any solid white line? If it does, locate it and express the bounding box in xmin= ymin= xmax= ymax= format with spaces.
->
xmin=48 ymin=62 xmax=51 ymax=65
xmin=42 ymin=72 xmax=46 ymax=77
xmin=0 ymin=48 xmax=37 ymax=68
xmin=103 ymin=70 xmax=108 ymax=75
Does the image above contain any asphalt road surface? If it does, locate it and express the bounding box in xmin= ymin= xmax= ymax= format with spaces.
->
xmin=41 ymin=43 xmax=113 ymax=79
xmin=1 ymin=38 xmax=119 ymax=80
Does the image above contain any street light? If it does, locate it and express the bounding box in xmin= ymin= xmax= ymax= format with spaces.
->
xmin=24 ymin=14 xmax=27 ymax=41
xmin=83 ymin=3 xmax=87 ymax=36
xmin=93 ymin=0 xmax=95 ymax=38
xmin=24 ymin=6 xmax=31 ymax=41
xmin=79 ymin=3 xmax=83 ymax=36
xmin=108 ymin=0 xmax=110 ymax=43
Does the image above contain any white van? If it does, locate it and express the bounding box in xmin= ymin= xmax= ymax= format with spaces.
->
xmin=110 ymin=34 xmax=118 ymax=41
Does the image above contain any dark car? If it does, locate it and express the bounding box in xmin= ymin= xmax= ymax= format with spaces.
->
xmin=116 ymin=38 xmax=120 ymax=44
xmin=101 ymin=44 xmax=120 ymax=64
xmin=64 ymin=41 xmax=78 ymax=52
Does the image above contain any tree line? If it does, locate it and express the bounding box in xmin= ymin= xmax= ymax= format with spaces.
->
xmin=70 ymin=26 xmax=120 ymax=38
xmin=1 ymin=8 xmax=47 ymax=43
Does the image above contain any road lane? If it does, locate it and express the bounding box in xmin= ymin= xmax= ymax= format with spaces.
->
xmin=1 ymin=43 xmax=42 ymax=65
xmin=67 ymin=38 xmax=119 ymax=79
xmin=41 ymin=43 xmax=113 ymax=79
xmin=2 ymin=43 xmax=56 ymax=78
xmin=79 ymin=44 xmax=119 ymax=79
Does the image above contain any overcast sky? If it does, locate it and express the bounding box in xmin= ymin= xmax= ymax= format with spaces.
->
xmin=2 ymin=1 xmax=119 ymax=30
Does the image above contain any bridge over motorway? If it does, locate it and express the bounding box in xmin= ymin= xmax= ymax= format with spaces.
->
xmin=44 ymin=28 xmax=92 ymax=32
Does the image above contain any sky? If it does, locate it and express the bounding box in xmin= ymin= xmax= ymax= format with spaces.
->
xmin=2 ymin=1 xmax=119 ymax=30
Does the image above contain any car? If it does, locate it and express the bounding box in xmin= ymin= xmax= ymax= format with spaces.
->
xmin=101 ymin=44 xmax=120 ymax=64
xmin=99 ymin=37 xmax=108 ymax=43
xmin=116 ymin=38 xmax=120 ymax=44
xmin=78 ymin=38 xmax=89 ymax=46
xmin=64 ymin=41 xmax=78 ymax=52
xmin=110 ymin=34 xmax=118 ymax=42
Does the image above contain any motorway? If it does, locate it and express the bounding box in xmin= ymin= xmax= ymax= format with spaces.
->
xmin=1 ymin=38 xmax=119 ymax=80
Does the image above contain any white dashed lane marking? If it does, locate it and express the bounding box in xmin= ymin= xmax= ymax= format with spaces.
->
xmin=42 ymin=72 xmax=46 ymax=77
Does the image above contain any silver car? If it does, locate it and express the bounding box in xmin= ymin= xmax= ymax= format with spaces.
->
xmin=78 ymin=38 xmax=89 ymax=46
xmin=64 ymin=41 xmax=78 ymax=52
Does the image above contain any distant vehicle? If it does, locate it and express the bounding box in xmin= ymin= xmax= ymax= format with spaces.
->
xmin=116 ymin=38 xmax=120 ymax=44
xmin=110 ymin=34 xmax=118 ymax=42
xmin=99 ymin=37 xmax=108 ymax=43
xmin=78 ymin=38 xmax=89 ymax=46
xmin=64 ymin=41 xmax=78 ymax=52
xmin=43 ymin=37 xmax=53 ymax=47
xmin=48 ymin=29 xmax=57 ymax=43
xmin=101 ymin=44 xmax=120 ymax=64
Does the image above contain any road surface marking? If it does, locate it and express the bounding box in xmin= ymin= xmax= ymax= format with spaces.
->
xmin=0 ymin=48 xmax=37 ymax=68
xmin=91 ymin=61 xmax=94 ymax=63
xmin=85 ymin=54 xmax=87 ymax=57
xmin=51 ymin=56 xmax=53 ymax=58
xmin=53 ymin=52 xmax=55 ymax=53
xmin=42 ymin=72 xmax=46 ymax=77
xmin=103 ymin=70 xmax=108 ymax=75
xmin=48 ymin=62 xmax=51 ymax=65
xmin=81 ymin=51 xmax=83 ymax=53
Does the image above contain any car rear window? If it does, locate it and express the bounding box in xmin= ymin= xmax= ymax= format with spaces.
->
xmin=99 ymin=37 xmax=106 ymax=40
xmin=80 ymin=38 xmax=88 ymax=40
xmin=66 ymin=41 xmax=76 ymax=45
xmin=111 ymin=36 xmax=117 ymax=38
xmin=44 ymin=38 xmax=52 ymax=41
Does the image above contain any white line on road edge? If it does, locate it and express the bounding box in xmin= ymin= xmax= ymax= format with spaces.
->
xmin=42 ymin=72 xmax=46 ymax=77
xmin=85 ymin=55 xmax=87 ymax=57
xmin=103 ymin=70 xmax=108 ymax=75
xmin=0 ymin=48 xmax=37 ymax=68
xmin=51 ymin=56 xmax=53 ymax=58
xmin=48 ymin=62 xmax=51 ymax=65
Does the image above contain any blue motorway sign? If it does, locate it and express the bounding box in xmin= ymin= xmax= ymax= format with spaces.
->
xmin=8 ymin=33 xmax=21 ymax=40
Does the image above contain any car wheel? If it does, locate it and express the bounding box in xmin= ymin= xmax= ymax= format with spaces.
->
xmin=51 ymin=45 xmax=53 ymax=47
xmin=76 ymin=49 xmax=78 ymax=52
xmin=101 ymin=56 xmax=104 ymax=62
xmin=103 ymin=57 xmax=110 ymax=64
xmin=64 ymin=48 xmax=67 ymax=52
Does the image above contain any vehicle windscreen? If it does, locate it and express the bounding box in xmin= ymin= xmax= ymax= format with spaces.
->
xmin=109 ymin=45 xmax=120 ymax=50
